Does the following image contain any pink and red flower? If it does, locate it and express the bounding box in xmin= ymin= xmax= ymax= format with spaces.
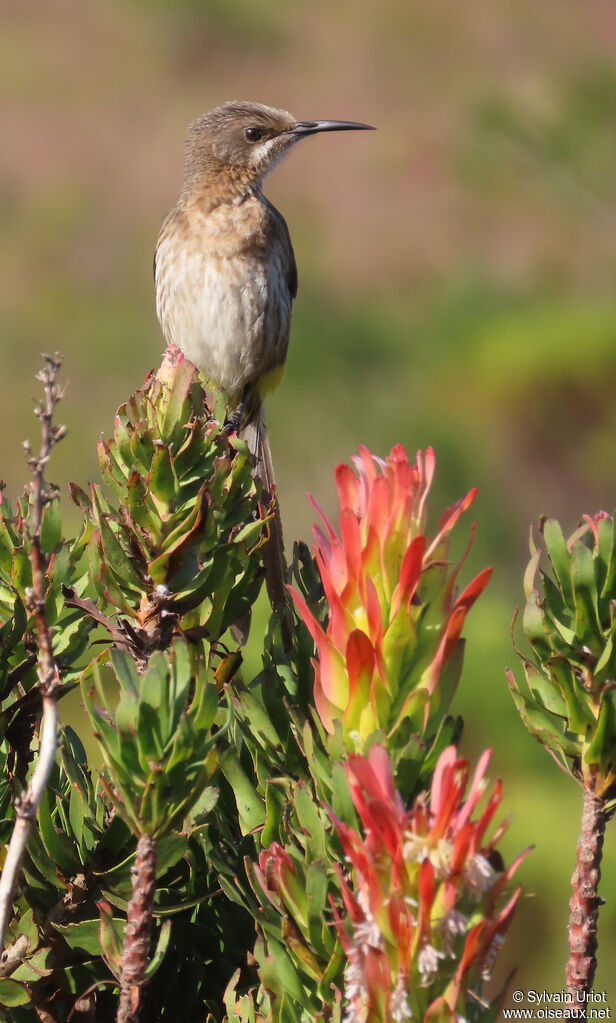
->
xmin=289 ymin=445 xmax=491 ymax=743
xmin=329 ymin=744 xmax=530 ymax=1023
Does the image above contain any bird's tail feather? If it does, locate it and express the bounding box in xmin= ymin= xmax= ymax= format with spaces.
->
xmin=241 ymin=407 xmax=290 ymax=642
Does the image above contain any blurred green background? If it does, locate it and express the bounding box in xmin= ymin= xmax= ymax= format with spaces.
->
xmin=2 ymin=0 xmax=616 ymax=1008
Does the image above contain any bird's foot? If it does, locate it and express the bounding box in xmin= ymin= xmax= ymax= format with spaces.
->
xmin=223 ymin=414 xmax=240 ymax=437
xmin=223 ymin=383 xmax=250 ymax=436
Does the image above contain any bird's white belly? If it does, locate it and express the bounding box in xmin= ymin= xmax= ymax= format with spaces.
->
xmin=156 ymin=235 xmax=290 ymax=394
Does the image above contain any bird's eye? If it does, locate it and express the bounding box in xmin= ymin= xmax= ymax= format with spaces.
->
xmin=244 ymin=127 xmax=264 ymax=143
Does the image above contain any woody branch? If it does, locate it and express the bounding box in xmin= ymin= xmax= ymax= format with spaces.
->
xmin=565 ymin=787 xmax=607 ymax=1018
xmin=0 ymin=355 xmax=65 ymax=952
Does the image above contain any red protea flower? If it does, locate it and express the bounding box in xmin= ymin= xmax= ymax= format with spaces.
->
xmin=330 ymin=744 xmax=529 ymax=1023
xmin=289 ymin=445 xmax=491 ymax=745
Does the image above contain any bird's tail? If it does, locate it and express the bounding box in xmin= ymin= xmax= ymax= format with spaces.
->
xmin=240 ymin=406 xmax=290 ymax=640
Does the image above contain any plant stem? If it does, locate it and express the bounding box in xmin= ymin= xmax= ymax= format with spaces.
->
xmin=565 ymin=787 xmax=606 ymax=1017
xmin=0 ymin=355 xmax=64 ymax=952
xmin=116 ymin=834 xmax=157 ymax=1023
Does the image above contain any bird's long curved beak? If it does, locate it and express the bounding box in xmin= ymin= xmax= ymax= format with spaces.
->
xmin=285 ymin=119 xmax=375 ymax=137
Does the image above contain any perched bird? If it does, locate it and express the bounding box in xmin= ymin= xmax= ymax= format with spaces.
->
xmin=154 ymin=100 xmax=374 ymax=616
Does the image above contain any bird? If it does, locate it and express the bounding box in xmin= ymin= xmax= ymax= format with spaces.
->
xmin=154 ymin=100 xmax=374 ymax=622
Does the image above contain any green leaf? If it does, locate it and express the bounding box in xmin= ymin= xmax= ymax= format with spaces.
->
xmin=130 ymin=427 xmax=157 ymax=475
xmin=155 ymin=832 xmax=190 ymax=875
xmin=68 ymin=784 xmax=85 ymax=849
xmin=11 ymin=546 xmax=32 ymax=597
xmin=52 ymin=918 xmax=103 ymax=955
xmin=137 ymin=700 xmax=164 ymax=763
xmin=113 ymin=408 xmax=136 ymax=470
xmin=571 ymin=541 xmax=604 ymax=653
xmin=220 ymin=754 xmax=264 ymax=835
xmin=585 ymin=686 xmax=616 ymax=772
xmin=47 ymin=543 xmax=71 ymax=591
xmin=110 ymin=648 xmax=140 ymax=699
xmin=99 ymin=517 xmax=143 ymax=593
xmin=523 ymin=592 xmax=550 ymax=652
xmin=258 ymin=935 xmax=313 ymax=1009
xmin=543 ymin=519 xmax=573 ymax=608
xmin=40 ymin=499 xmax=62 ymax=553
xmin=148 ymin=445 xmax=177 ymax=516
xmin=17 ymin=909 xmax=39 ymax=954
xmin=173 ymin=421 xmax=207 ymax=479
xmin=126 ymin=470 xmax=156 ymax=531
xmin=261 ymin=782 xmax=285 ymax=847
xmin=293 ymin=784 xmax=326 ymax=860
xmin=595 ymin=515 xmax=614 ymax=607
xmin=23 ymin=830 xmax=65 ymax=891
xmin=98 ymin=901 xmax=124 ymax=976
xmin=600 ymin=515 xmax=616 ymax=604
xmin=11 ymin=946 xmax=54 ymax=982
xmin=143 ymin=920 xmax=172 ymax=980
xmin=0 ymin=978 xmax=30 ymax=1007
xmin=69 ymin=481 xmax=91 ymax=513
xmin=234 ymin=687 xmax=282 ymax=751
xmin=190 ymin=785 xmax=219 ymax=824
xmin=548 ymin=657 xmax=594 ymax=733
xmin=159 ymin=358 xmax=196 ymax=444
xmin=138 ymin=652 xmax=169 ymax=746
xmin=37 ymin=786 xmax=80 ymax=876
xmin=305 ymin=858 xmax=330 ymax=951
xmin=330 ymin=761 xmax=356 ymax=824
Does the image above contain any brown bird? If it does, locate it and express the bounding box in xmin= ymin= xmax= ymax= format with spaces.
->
xmin=154 ymin=100 xmax=374 ymax=617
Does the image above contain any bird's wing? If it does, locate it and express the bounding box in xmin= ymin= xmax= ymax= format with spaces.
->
xmin=263 ymin=199 xmax=298 ymax=301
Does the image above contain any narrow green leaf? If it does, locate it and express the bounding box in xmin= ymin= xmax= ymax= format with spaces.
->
xmin=523 ymin=593 xmax=550 ymax=652
xmin=17 ymin=909 xmax=39 ymax=953
xmin=159 ymin=358 xmax=196 ymax=444
xmin=585 ymin=686 xmax=616 ymax=771
xmin=293 ymin=784 xmax=326 ymax=860
xmin=98 ymin=902 xmax=124 ymax=976
xmin=600 ymin=515 xmax=616 ymax=604
xmin=571 ymin=541 xmax=604 ymax=653
xmin=305 ymin=858 xmax=329 ymax=952
xmin=330 ymin=761 xmax=356 ymax=824
xmin=37 ymin=787 xmax=80 ymax=877
xmin=130 ymin=427 xmax=157 ymax=475
xmin=99 ymin=517 xmax=143 ymax=592
xmin=40 ymin=499 xmax=62 ymax=554
xmin=258 ymin=936 xmax=312 ymax=1008
xmin=261 ymin=782 xmax=285 ymax=847
xmin=126 ymin=470 xmax=156 ymax=530
xmin=113 ymin=409 xmax=136 ymax=472
xmin=148 ymin=445 xmax=177 ymax=516
xmin=143 ymin=920 xmax=172 ymax=980
xmin=543 ymin=519 xmax=573 ymax=608
xmin=220 ymin=754 xmax=264 ymax=835
xmin=11 ymin=546 xmax=32 ymax=597
xmin=110 ymin=648 xmax=140 ymax=698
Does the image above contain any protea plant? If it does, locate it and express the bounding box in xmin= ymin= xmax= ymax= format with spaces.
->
xmin=67 ymin=346 xmax=266 ymax=665
xmin=247 ymin=745 xmax=526 ymax=1023
xmin=289 ymin=445 xmax=491 ymax=771
xmin=329 ymin=744 xmax=527 ymax=1023
xmin=508 ymin=513 xmax=616 ymax=1004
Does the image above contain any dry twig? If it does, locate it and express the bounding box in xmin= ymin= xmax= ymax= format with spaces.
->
xmin=0 ymin=354 xmax=65 ymax=951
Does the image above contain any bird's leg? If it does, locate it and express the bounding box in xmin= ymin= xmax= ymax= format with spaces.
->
xmin=224 ymin=383 xmax=250 ymax=436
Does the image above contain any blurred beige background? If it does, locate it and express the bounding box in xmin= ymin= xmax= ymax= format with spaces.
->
xmin=2 ymin=0 xmax=616 ymax=1007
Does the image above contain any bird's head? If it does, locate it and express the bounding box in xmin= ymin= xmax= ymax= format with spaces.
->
xmin=180 ymin=100 xmax=374 ymax=198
